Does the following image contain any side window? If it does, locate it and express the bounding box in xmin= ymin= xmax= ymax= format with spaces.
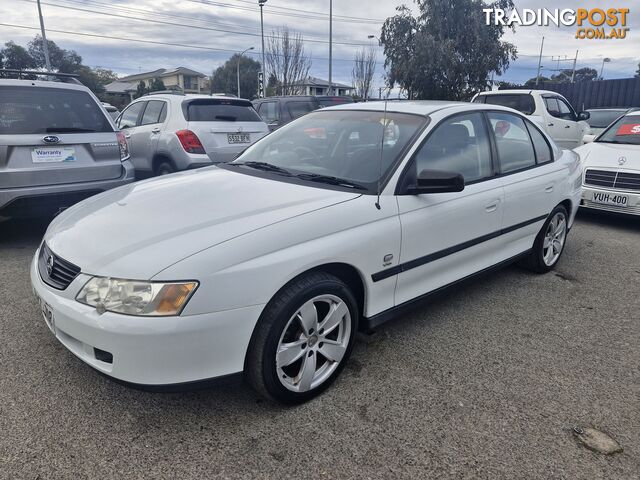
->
xmin=413 ymin=112 xmax=493 ymax=183
xmin=258 ymin=102 xmax=279 ymax=124
xmin=118 ymin=102 xmax=145 ymax=129
xmin=472 ymin=95 xmax=486 ymax=104
xmin=525 ymin=121 xmax=553 ymax=164
xmin=140 ymin=100 xmax=166 ymax=126
xmin=287 ymin=101 xmax=316 ymax=120
xmin=487 ymin=112 xmax=536 ymax=173
xmin=483 ymin=94 xmax=536 ymax=115
xmin=556 ymin=98 xmax=576 ymax=121
xmin=544 ymin=98 xmax=561 ymax=118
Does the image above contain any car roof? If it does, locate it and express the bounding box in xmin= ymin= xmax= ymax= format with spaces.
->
xmin=477 ymin=89 xmax=565 ymax=97
xmin=137 ymin=93 xmax=251 ymax=103
xmin=324 ymin=100 xmax=507 ymax=117
xmin=0 ymin=78 xmax=92 ymax=92
xmin=254 ymin=96 xmax=317 ymax=101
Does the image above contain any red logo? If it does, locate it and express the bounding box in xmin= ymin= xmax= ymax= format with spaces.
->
xmin=616 ymin=123 xmax=640 ymax=135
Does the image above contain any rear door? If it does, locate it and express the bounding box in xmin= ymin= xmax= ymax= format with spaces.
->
xmin=184 ymin=99 xmax=269 ymax=163
xmin=0 ymin=85 xmax=122 ymax=189
xmin=256 ymin=101 xmax=280 ymax=130
xmin=124 ymin=100 xmax=167 ymax=172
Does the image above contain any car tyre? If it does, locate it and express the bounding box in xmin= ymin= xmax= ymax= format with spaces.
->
xmin=246 ymin=271 xmax=359 ymax=404
xmin=520 ymin=205 xmax=569 ymax=273
xmin=155 ymin=160 xmax=175 ymax=176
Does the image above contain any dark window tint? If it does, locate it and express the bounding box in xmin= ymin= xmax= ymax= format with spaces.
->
xmin=479 ymin=94 xmax=536 ymax=115
xmin=525 ymin=121 xmax=553 ymax=164
xmin=141 ymin=101 xmax=166 ymax=125
xmin=545 ymin=97 xmax=575 ymax=120
xmin=586 ymin=109 xmax=625 ymax=128
xmin=597 ymin=114 xmax=640 ymax=145
xmin=119 ymin=102 xmax=145 ymax=129
xmin=0 ymin=86 xmax=112 ymax=135
xmin=413 ymin=113 xmax=493 ymax=183
xmin=287 ymin=101 xmax=319 ymax=120
xmin=185 ymin=99 xmax=262 ymax=122
xmin=488 ymin=112 xmax=536 ymax=173
xmin=257 ymin=102 xmax=279 ymax=124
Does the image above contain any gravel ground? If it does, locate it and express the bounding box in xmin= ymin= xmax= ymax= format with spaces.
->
xmin=0 ymin=211 xmax=638 ymax=479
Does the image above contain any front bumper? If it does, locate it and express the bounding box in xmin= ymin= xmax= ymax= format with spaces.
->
xmin=581 ymin=186 xmax=640 ymax=216
xmin=30 ymin=250 xmax=264 ymax=386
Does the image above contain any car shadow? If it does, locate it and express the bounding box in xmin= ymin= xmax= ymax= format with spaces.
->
xmin=576 ymin=209 xmax=640 ymax=232
xmin=0 ymin=217 xmax=51 ymax=247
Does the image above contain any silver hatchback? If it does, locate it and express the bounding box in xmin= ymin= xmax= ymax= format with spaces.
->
xmin=116 ymin=93 xmax=270 ymax=177
xmin=0 ymin=79 xmax=135 ymax=219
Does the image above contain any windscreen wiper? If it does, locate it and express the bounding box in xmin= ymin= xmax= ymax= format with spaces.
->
xmin=234 ymin=161 xmax=292 ymax=176
xmin=295 ymin=173 xmax=367 ymax=190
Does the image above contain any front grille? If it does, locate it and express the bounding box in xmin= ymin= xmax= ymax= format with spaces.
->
xmin=584 ymin=169 xmax=640 ymax=192
xmin=582 ymin=199 xmax=640 ymax=216
xmin=38 ymin=243 xmax=81 ymax=290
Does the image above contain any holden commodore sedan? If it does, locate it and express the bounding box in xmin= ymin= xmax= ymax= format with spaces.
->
xmin=31 ymin=101 xmax=582 ymax=403
xmin=575 ymin=109 xmax=640 ymax=216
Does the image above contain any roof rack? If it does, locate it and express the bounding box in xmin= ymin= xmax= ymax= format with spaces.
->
xmin=0 ymin=69 xmax=82 ymax=85
xmin=146 ymin=90 xmax=185 ymax=96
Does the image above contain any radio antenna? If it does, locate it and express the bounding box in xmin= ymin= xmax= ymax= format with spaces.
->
xmin=375 ymin=90 xmax=389 ymax=210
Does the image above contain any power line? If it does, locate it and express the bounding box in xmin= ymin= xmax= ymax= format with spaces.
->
xmin=234 ymin=0 xmax=384 ymax=23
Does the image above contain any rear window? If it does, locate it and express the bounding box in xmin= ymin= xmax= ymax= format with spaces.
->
xmin=475 ymin=94 xmax=536 ymax=115
xmin=287 ymin=101 xmax=319 ymax=120
xmin=184 ymin=99 xmax=262 ymax=122
xmin=317 ymin=97 xmax=353 ymax=108
xmin=0 ymin=86 xmax=113 ymax=135
xmin=587 ymin=110 xmax=626 ymax=128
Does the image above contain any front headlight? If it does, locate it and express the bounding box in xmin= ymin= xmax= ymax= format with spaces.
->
xmin=76 ymin=277 xmax=198 ymax=317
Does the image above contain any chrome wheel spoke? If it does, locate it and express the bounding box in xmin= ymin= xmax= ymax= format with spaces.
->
xmin=297 ymin=352 xmax=317 ymax=391
xmin=543 ymin=235 xmax=552 ymax=249
xmin=542 ymin=212 xmax=567 ymax=266
xmin=554 ymin=219 xmax=566 ymax=236
xmin=319 ymin=340 xmax=347 ymax=363
xmin=298 ymin=302 xmax=318 ymax=335
xmin=320 ymin=301 xmax=348 ymax=335
xmin=277 ymin=339 xmax=307 ymax=368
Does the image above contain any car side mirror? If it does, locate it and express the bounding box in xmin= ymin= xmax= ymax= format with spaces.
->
xmin=583 ymin=134 xmax=596 ymax=144
xmin=577 ymin=111 xmax=590 ymax=121
xmin=407 ymin=169 xmax=465 ymax=194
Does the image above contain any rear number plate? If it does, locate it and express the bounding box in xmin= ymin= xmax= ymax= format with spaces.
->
xmin=592 ymin=192 xmax=628 ymax=207
xmin=227 ymin=133 xmax=251 ymax=144
xmin=31 ymin=147 xmax=76 ymax=163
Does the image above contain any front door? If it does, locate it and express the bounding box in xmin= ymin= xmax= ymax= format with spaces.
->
xmin=394 ymin=112 xmax=505 ymax=306
xmin=543 ymin=96 xmax=581 ymax=149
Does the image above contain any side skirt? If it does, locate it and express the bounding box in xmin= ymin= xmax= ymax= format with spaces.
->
xmin=363 ymin=250 xmax=532 ymax=332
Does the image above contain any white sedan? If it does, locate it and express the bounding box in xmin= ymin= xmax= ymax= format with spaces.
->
xmin=576 ymin=109 xmax=640 ymax=216
xmin=31 ymin=101 xmax=582 ymax=403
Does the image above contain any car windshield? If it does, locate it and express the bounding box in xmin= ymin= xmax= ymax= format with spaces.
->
xmin=0 ymin=86 xmax=113 ymax=135
xmin=597 ymin=114 xmax=640 ymax=145
xmin=231 ymin=110 xmax=426 ymax=192
xmin=587 ymin=110 xmax=626 ymax=129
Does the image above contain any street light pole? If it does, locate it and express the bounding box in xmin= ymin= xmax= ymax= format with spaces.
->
xmin=258 ymin=0 xmax=267 ymax=98
xmin=237 ymin=47 xmax=254 ymax=98
xmin=600 ymin=57 xmax=611 ymax=79
xmin=535 ymin=36 xmax=544 ymax=86
xmin=36 ymin=0 xmax=52 ymax=72
xmin=328 ymin=0 xmax=333 ymax=96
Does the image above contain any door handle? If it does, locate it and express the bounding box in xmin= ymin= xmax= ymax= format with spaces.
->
xmin=485 ymin=202 xmax=499 ymax=213
xmin=151 ymin=128 xmax=161 ymax=134
xmin=545 ymin=184 xmax=554 ymax=193
xmin=547 ymin=123 xmax=554 ymax=127
xmin=564 ymin=125 xmax=571 ymax=129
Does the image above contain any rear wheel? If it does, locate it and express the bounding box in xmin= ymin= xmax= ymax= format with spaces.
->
xmin=246 ymin=272 xmax=358 ymax=404
xmin=155 ymin=160 xmax=175 ymax=176
xmin=520 ymin=205 xmax=568 ymax=273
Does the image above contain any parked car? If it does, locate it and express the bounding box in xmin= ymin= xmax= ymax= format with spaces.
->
xmin=575 ymin=109 xmax=640 ymax=216
xmin=315 ymin=95 xmax=355 ymax=108
xmin=0 ymin=78 xmax=134 ymax=219
xmin=116 ymin=93 xmax=269 ymax=177
xmin=472 ymin=89 xmax=591 ymax=149
xmin=253 ymin=96 xmax=321 ymax=131
xmin=32 ymin=101 xmax=581 ymax=403
xmin=582 ymin=107 xmax=630 ymax=142
xmin=101 ymin=102 xmax=121 ymax=120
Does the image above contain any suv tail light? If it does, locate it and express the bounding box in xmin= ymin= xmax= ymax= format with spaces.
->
xmin=116 ymin=131 xmax=130 ymax=162
xmin=176 ymin=130 xmax=206 ymax=154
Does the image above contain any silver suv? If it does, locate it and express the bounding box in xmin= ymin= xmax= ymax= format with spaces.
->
xmin=116 ymin=93 xmax=269 ymax=177
xmin=0 ymin=78 xmax=134 ymax=219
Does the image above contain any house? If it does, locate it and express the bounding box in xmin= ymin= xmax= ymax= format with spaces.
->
xmin=295 ymin=76 xmax=355 ymax=96
xmin=104 ymin=81 xmax=138 ymax=102
xmin=109 ymin=67 xmax=208 ymax=95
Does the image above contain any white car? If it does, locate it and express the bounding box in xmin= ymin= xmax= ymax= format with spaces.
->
xmin=31 ymin=101 xmax=582 ymax=403
xmin=575 ymin=109 xmax=640 ymax=215
xmin=472 ymin=89 xmax=591 ymax=149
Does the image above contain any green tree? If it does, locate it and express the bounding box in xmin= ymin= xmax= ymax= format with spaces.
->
xmin=0 ymin=41 xmax=36 ymax=71
xmin=524 ymin=76 xmax=550 ymax=87
xmin=381 ymin=0 xmax=517 ymax=100
xmin=212 ymin=53 xmax=262 ymax=98
xmin=524 ymin=67 xmax=598 ymax=86
xmin=135 ymin=81 xmax=147 ymax=98
xmin=148 ymin=78 xmax=166 ymax=92
xmin=27 ymin=35 xmax=82 ymax=73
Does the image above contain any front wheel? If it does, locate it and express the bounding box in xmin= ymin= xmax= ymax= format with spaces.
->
xmin=520 ymin=205 xmax=569 ymax=273
xmin=246 ymin=272 xmax=359 ymax=404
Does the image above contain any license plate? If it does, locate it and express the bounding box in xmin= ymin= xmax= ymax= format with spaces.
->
xmin=31 ymin=147 xmax=76 ymax=163
xmin=38 ymin=297 xmax=56 ymax=334
xmin=592 ymin=192 xmax=629 ymax=207
xmin=227 ymin=133 xmax=251 ymax=144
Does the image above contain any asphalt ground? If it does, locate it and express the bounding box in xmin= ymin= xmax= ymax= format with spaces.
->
xmin=0 ymin=211 xmax=638 ymax=479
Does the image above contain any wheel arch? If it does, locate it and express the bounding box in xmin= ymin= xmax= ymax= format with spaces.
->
xmin=152 ymin=153 xmax=175 ymax=174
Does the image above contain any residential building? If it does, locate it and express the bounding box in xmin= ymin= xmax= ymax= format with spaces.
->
xmin=106 ymin=67 xmax=207 ymax=97
xmin=295 ymin=76 xmax=355 ymax=96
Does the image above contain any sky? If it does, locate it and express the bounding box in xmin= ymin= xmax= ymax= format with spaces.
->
xmin=0 ymin=0 xmax=638 ymax=92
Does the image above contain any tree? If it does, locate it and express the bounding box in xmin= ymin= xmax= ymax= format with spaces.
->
xmin=135 ymin=81 xmax=147 ymax=98
xmin=149 ymin=78 xmax=166 ymax=92
xmin=212 ymin=53 xmax=262 ymax=98
xmin=266 ymin=26 xmax=312 ymax=95
xmin=0 ymin=41 xmax=36 ymax=71
xmin=523 ymin=76 xmax=550 ymax=87
xmin=352 ymin=46 xmax=376 ymax=100
xmin=380 ymin=0 xmax=517 ymax=100
xmin=524 ymin=67 xmax=598 ymax=86
xmin=28 ymin=35 xmax=82 ymax=73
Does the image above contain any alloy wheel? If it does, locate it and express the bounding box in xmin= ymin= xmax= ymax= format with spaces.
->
xmin=542 ymin=212 xmax=567 ymax=266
